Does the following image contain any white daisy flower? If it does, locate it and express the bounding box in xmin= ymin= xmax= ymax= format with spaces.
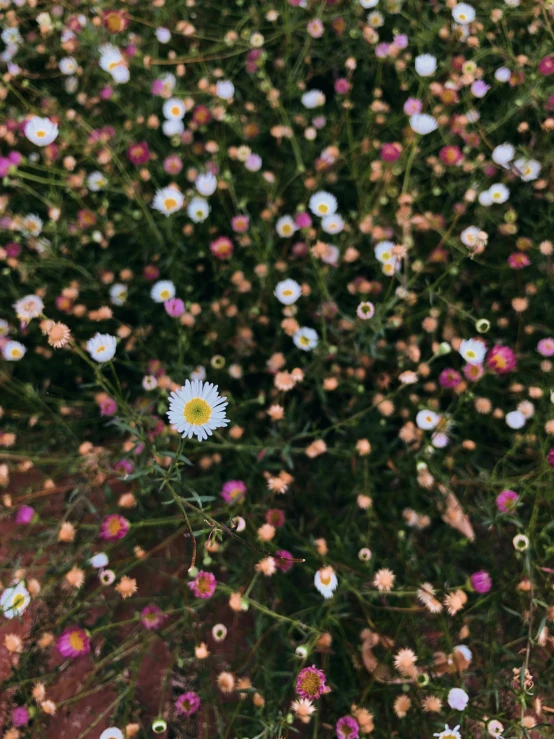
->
xmin=162 ymin=97 xmax=186 ymax=120
xmin=409 ymin=114 xmax=438 ymax=135
xmin=24 ymin=116 xmax=58 ymax=147
xmin=152 ymin=187 xmax=184 ymax=217
xmin=416 ymin=409 xmax=440 ymax=430
xmin=491 ymin=143 xmax=514 ymax=167
xmin=274 ymin=278 xmax=302 ymax=305
xmin=14 ymin=294 xmax=43 ymax=322
xmin=489 ymin=183 xmax=510 ymax=203
xmin=216 ymin=80 xmax=235 ymax=100
xmin=478 ymin=190 xmax=493 ymax=207
xmin=382 ymin=261 xmax=400 ymax=276
xmin=459 ymin=338 xmax=486 ymax=365
xmin=150 ymin=280 xmax=176 ymax=303
xmin=374 ymin=241 xmax=395 ymax=263
xmin=322 ymin=244 xmax=340 ymax=266
xmin=367 ymin=10 xmax=384 ymax=27
xmin=433 ymin=726 xmax=462 ymax=739
xmin=142 ymin=375 xmax=158 ymax=390
xmin=90 ymin=553 xmax=109 ymax=569
xmin=3 ymin=340 xmax=26 ymax=361
xmin=504 ymin=0 xmax=520 ymax=5
xmin=514 ymin=158 xmax=541 ymax=182
xmin=86 ymin=333 xmax=117 ymax=363
xmin=460 ymin=226 xmax=482 ymax=247
xmin=309 ymin=191 xmax=338 ymax=217
xmin=321 ymin=214 xmax=344 ymax=235
xmin=187 ymin=196 xmax=210 ymax=223
xmin=99 ymin=45 xmax=125 ymax=76
xmin=314 ymin=568 xmax=338 ymax=599
xmin=167 ymin=379 xmax=229 ymax=441
xmin=109 ymin=283 xmax=128 ymax=306
xmin=87 ymin=171 xmax=108 ymax=191
xmin=293 ymin=327 xmax=319 ymax=351
xmin=506 ymin=410 xmax=526 ymax=429
xmin=156 ymin=27 xmax=171 ymax=43
xmin=276 ymin=215 xmax=297 ymax=238
xmin=19 ymin=213 xmax=43 ymax=237
xmin=415 ymin=54 xmax=437 ymax=77
xmin=359 ymin=0 xmax=379 ymax=6
xmin=59 ymin=56 xmax=78 ymax=75
xmin=487 ymin=720 xmax=504 ymax=737
xmin=452 ymin=3 xmax=475 ymax=24
xmin=495 ymin=66 xmax=511 ymax=82
xmin=99 ymin=729 xmax=123 ymax=739
xmin=448 ymin=688 xmax=469 ymax=711
xmin=1 ymin=582 xmax=31 ymax=619
xmin=196 ymin=172 xmax=217 ymax=197
xmin=1 ymin=27 xmax=22 ymax=45
xmin=190 ymin=365 xmax=207 ymax=381
xmin=162 ymin=119 xmax=185 ymax=137
xmin=0 ymin=319 xmax=9 ymax=336
xmin=301 ymin=89 xmax=325 ymax=109
xmin=431 ymin=431 xmax=449 ymax=448
xmin=65 ymin=76 xmax=79 ymax=94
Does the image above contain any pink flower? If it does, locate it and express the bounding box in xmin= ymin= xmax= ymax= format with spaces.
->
xmin=143 ymin=265 xmax=160 ymax=281
xmin=140 ymin=604 xmax=167 ymax=630
xmin=266 ymin=509 xmax=285 ymax=527
xmin=99 ymin=397 xmax=118 ymax=416
xmin=275 ymin=549 xmax=294 ymax=573
xmin=11 ymin=707 xmax=30 ymax=727
xmin=507 ymin=252 xmax=530 ymax=269
xmin=471 ymin=570 xmax=492 ymax=594
xmin=210 ymin=236 xmax=234 ymax=260
xmin=231 ymin=214 xmax=249 ymax=233
xmin=537 ymin=338 xmax=554 ymax=357
xmin=463 ymin=363 xmax=484 ymax=382
xmin=99 ymin=514 xmax=130 ymax=541
xmin=295 ymin=211 xmax=312 ymax=229
xmin=15 ymin=505 xmax=35 ymax=524
xmin=393 ymin=33 xmax=408 ymax=49
xmin=334 ymin=78 xmax=350 ymax=94
xmin=221 ymin=480 xmax=247 ymax=504
xmin=439 ymin=145 xmax=463 ymax=166
xmin=57 ymin=627 xmax=91 ymax=658
xmin=163 ymin=154 xmax=183 ymax=174
xmin=188 ymin=570 xmax=216 ymax=599
xmin=375 ymin=43 xmax=390 ymax=59
xmin=486 ymin=345 xmax=516 ymax=374
xmin=439 ymin=368 xmax=462 ymax=388
xmin=496 ymin=489 xmax=518 ymax=513
xmin=176 ymin=691 xmax=201 ymax=717
xmin=403 ymin=97 xmax=422 ymax=115
xmin=336 ymin=716 xmax=359 ymax=739
xmin=192 ymin=105 xmax=211 ymax=126
xmin=380 ymin=143 xmax=402 ymax=162
xmin=164 ymin=298 xmax=185 ymax=317
xmin=471 ymin=80 xmax=490 ymax=98
xmin=307 ymin=19 xmax=324 ymax=38
xmin=548 ymin=448 xmax=554 ymax=469
xmin=127 ymin=141 xmax=151 ymax=165
xmin=539 ymin=55 xmax=554 ymax=76
xmin=296 ymin=665 xmax=327 ymax=699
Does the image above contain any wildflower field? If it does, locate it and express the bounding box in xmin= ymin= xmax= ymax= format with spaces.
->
xmin=1 ymin=0 xmax=554 ymax=736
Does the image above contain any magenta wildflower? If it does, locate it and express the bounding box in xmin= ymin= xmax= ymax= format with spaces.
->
xmin=127 ymin=141 xmax=150 ymax=165
xmin=57 ymin=627 xmax=91 ymax=658
xmin=140 ymin=604 xmax=167 ymax=630
xmin=296 ymin=665 xmax=327 ymax=700
xmin=538 ymin=55 xmax=554 ymax=76
xmin=334 ymin=78 xmax=350 ymax=94
xmin=380 ymin=143 xmax=402 ymax=162
xmin=143 ymin=264 xmax=160 ymax=281
xmin=266 ymin=508 xmax=285 ymax=528
xmin=163 ymin=154 xmax=183 ymax=174
xmin=439 ymin=368 xmax=462 ymax=388
xmin=210 ymin=236 xmax=234 ymax=260
xmin=275 ymin=549 xmax=294 ymax=573
xmin=486 ymin=345 xmax=516 ymax=374
xmin=99 ymin=514 xmax=130 ymax=541
xmin=496 ymin=489 xmax=519 ymax=513
xmin=15 ymin=505 xmax=35 ymax=524
xmin=11 ymin=707 xmax=30 ymax=727
xmin=403 ymin=97 xmax=422 ymax=115
xmin=439 ymin=145 xmax=463 ymax=166
xmin=188 ymin=570 xmax=216 ymax=599
xmin=471 ymin=570 xmax=492 ymax=594
xmin=548 ymin=448 xmax=554 ymax=469
xmin=507 ymin=252 xmax=530 ymax=269
xmin=164 ymin=298 xmax=185 ymax=318
xmin=99 ymin=397 xmax=118 ymax=416
xmin=175 ymin=691 xmax=201 ymax=717
xmin=231 ymin=214 xmax=250 ymax=232
xmin=471 ymin=80 xmax=490 ymax=98
xmin=463 ymin=363 xmax=484 ymax=382
xmin=537 ymin=338 xmax=554 ymax=357
xmin=375 ymin=42 xmax=390 ymax=59
xmin=295 ymin=211 xmax=312 ymax=229
xmin=221 ymin=480 xmax=247 ymax=504
xmin=336 ymin=716 xmax=360 ymax=739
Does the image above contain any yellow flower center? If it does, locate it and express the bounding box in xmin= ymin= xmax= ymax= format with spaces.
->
xmin=164 ymin=197 xmax=177 ymax=210
xmin=12 ymin=594 xmax=25 ymax=609
xmin=160 ymin=289 xmax=170 ymax=300
xmin=320 ymin=572 xmax=331 ymax=586
xmin=171 ymin=106 xmax=180 ymax=116
xmin=96 ymin=345 xmax=106 ymax=354
xmin=36 ymin=130 xmax=46 ymax=138
xmin=299 ymin=673 xmax=322 ymax=696
xmin=282 ymin=224 xmax=292 ymax=235
xmin=184 ymin=398 xmax=212 ymax=426
xmin=196 ymin=574 xmax=212 ymax=594
xmin=318 ymin=204 xmax=329 ymax=214
xmin=459 ymin=13 xmax=466 ymax=20
xmin=466 ymin=350 xmax=476 ymax=359
xmin=282 ymin=289 xmax=293 ymax=296
xmin=382 ymin=251 xmax=391 ymax=260
xmin=69 ymin=631 xmax=85 ymax=651
xmin=108 ymin=517 xmax=122 ymax=535
xmin=299 ymin=336 xmax=310 ymax=346
xmin=10 ymin=348 xmax=21 ymax=358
